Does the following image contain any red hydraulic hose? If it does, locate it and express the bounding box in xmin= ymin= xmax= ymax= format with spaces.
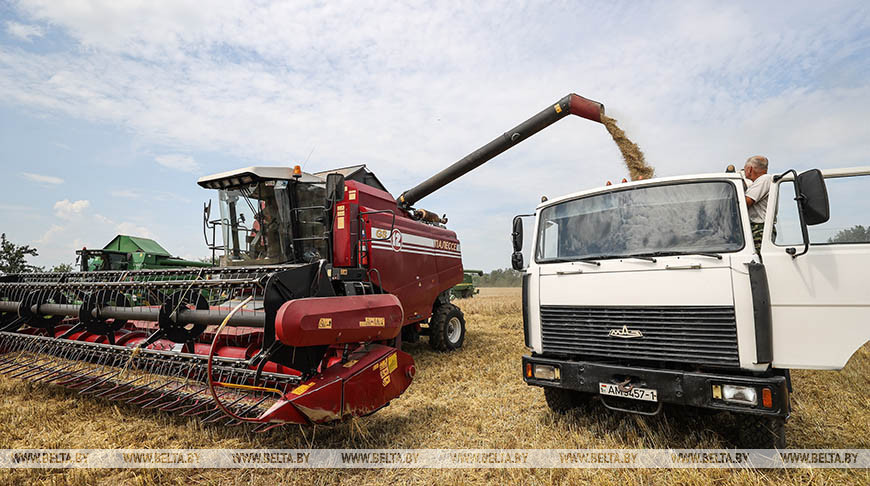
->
xmin=206 ymin=296 xmax=283 ymax=423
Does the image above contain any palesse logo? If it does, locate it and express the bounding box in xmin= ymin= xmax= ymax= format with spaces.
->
xmin=434 ymin=240 xmax=459 ymax=252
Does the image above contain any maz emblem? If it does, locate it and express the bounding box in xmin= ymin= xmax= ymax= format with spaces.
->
xmin=609 ymin=325 xmax=643 ymax=338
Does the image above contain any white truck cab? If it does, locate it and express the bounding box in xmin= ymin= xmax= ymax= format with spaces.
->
xmin=513 ymin=167 xmax=870 ymax=448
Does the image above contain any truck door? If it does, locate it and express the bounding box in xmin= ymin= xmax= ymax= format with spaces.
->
xmin=761 ymin=169 xmax=870 ymax=369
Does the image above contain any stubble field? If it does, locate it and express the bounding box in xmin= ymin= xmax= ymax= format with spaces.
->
xmin=0 ymin=287 xmax=867 ymax=485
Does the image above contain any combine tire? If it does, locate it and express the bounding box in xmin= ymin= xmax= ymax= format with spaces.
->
xmin=543 ymin=387 xmax=592 ymax=413
xmin=736 ymin=415 xmax=786 ymax=449
xmin=429 ymin=304 xmax=465 ymax=351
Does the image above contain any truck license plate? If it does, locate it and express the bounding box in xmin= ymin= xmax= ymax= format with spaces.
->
xmin=599 ymin=383 xmax=658 ymax=402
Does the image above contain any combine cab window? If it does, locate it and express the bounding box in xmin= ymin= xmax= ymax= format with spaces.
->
xmin=217 ymin=180 xmax=327 ymax=265
xmin=536 ymin=181 xmax=744 ymax=262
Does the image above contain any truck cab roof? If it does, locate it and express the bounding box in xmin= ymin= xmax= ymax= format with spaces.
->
xmin=537 ymin=166 xmax=870 ymax=210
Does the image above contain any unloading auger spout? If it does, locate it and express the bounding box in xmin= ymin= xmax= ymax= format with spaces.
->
xmin=397 ymin=93 xmax=604 ymax=210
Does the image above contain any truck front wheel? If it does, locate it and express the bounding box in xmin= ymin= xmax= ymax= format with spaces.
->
xmin=737 ymin=415 xmax=786 ymax=449
xmin=543 ymin=387 xmax=592 ymax=413
xmin=429 ymin=304 xmax=465 ymax=351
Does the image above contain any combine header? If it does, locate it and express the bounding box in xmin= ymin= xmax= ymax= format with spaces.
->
xmin=0 ymin=93 xmax=604 ymax=429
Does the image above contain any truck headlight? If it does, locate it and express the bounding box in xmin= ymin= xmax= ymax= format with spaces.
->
xmin=722 ymin=385 xmax=757 ymax=406
xmin=533 ymin=364 xmax=560 ymax=381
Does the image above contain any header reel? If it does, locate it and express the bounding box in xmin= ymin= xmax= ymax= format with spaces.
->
xmin=0 ymin=263 xmax=414 ymax=428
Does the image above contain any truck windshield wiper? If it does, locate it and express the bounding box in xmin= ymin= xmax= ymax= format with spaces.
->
xmin=541 ymin=257 xmax=600 ymax=266
xmin=639 ymin=251 xmax=723 ymax=260
xmin=623 ymin=255 xmax=657 ymax=262
xmin=609 ymin=254 xmax=657 ymax=262
xmin=574 ymin=258 xmax=602 ymax=266
xmin=584 ymin=254 xmax=656 ymax=263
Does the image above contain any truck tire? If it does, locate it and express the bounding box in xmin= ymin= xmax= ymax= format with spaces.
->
xmin=429 ymin=304 xmax=465 ymax=351
xmin=543 ymin=387 xmax=591 ymax=413
xmin=737 ymin=415 xmax=786 ymax=449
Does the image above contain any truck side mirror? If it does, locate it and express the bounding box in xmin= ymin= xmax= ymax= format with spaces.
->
xmin=326 ymin=174 xmax=346 ymax=203
xmin=775 ymin=168 xmax=830 ymax=258
xmin=511 ymin=216 xmax=524 ymax=252
xmin=511 ymin=252 xmax=524 ymax=271
xmin=797 ymin=169 xmax=830 ymax=226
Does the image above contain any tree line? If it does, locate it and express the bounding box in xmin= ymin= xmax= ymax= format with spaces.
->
xmin=472 ymin=268 xmax=523 ymax=287
xmin=3 ymin=224 xmax=868 ymax=276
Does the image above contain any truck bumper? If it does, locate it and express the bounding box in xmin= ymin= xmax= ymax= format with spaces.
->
xmin=522 ymin=355 xmax=789 ymax=417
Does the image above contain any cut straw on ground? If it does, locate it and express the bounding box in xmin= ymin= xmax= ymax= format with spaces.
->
xmin=0 ymin=287 xmax=867 ymax=485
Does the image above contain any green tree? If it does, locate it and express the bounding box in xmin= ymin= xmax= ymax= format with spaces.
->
xmin=0 ymin=233 xmax=39 ymax=274
xmin=474 ymin=268 xmax=523 ymax=287
xmin=827 ymin=225 xmax=869 ymax=244
xmin=50 ymin=263 xmax=74 ymax=273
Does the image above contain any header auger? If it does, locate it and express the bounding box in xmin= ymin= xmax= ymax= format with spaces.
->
xmin=0 ymin=93 xmax=604 ymax=430
xmin=0 ymin=264 xmax=413 ymax=428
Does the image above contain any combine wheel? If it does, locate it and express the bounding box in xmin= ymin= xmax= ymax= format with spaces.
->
xmin=429 ymin=303 xmax=465 ymax=351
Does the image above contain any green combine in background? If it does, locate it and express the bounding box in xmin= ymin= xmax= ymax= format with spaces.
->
xmin=76 ymin=235 xmax=213 ymax=272
xmin=450 ymin=269 xmax=483 ymax=300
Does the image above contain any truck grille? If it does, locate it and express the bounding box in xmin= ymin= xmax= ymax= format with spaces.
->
xmin=539 ymin=306 xmax=739 ymax=367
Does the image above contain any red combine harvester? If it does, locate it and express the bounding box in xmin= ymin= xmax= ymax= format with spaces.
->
xmin=0 ymin=94 xmax=604 ymax=428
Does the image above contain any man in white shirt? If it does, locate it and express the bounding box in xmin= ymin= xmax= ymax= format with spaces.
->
xmin=744 ymin=155 xmax=772 ymax=252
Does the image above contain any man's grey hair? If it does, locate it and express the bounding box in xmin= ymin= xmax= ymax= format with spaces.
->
xmin=746 ymin=155 xmax=768 ymax=172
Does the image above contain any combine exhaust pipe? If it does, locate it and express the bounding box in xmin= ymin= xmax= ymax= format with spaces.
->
xmin=397 ymin=93 xmax=604 ymax=209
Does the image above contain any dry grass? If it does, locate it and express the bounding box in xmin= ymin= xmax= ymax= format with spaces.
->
xmin=0 ymin=287 xmax=867 ymax=485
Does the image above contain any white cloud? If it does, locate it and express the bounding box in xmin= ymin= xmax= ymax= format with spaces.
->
xmin=110 ymin=188 xmax=191 ymax=203
xmin=53 ymin=199 xmax=90 ymax=219
xmin=21 ymin=172 xmax=64 ymax=185
xmin=155 ymin=154 xmax=198 ymax=172
xmin=32 ymin=212 xmax=161 ymax=264
xmin=116 ymin=222 xmax=156 ymax=239
xmin=37 ymin=224 xmax=66 ymax=245
xmin=5 ymin=21 xmax=43 ymax=41
xmin=2 ymin=1 xmax=869 ymax=270
xmin=110 ymin=189 xmax=143 ymax=199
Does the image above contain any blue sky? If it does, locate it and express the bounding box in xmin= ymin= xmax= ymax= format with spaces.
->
xmin=0 ymin=1 xmax=868 ymax=270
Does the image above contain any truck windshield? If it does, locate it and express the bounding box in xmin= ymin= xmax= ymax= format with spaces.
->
xmin=535 ymin=181 xmax=744 ymax=263
xmin=217 ymin=180 xmax=328 ymax=265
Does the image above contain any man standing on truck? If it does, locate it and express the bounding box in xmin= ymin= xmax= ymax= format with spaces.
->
xmin=743 ymin=155 xmax=772 ymax=252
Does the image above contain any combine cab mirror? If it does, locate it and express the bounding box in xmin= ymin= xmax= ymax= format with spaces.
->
xmin=203 ymin=200 xmax=212 ymax=220
xmin=797 ymin=169 xmax=830 ymax=226
xmin=326 ymin=173 xmax=346 ymax=203
xmin=511 ymin=216 xmax=524 ymax=252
